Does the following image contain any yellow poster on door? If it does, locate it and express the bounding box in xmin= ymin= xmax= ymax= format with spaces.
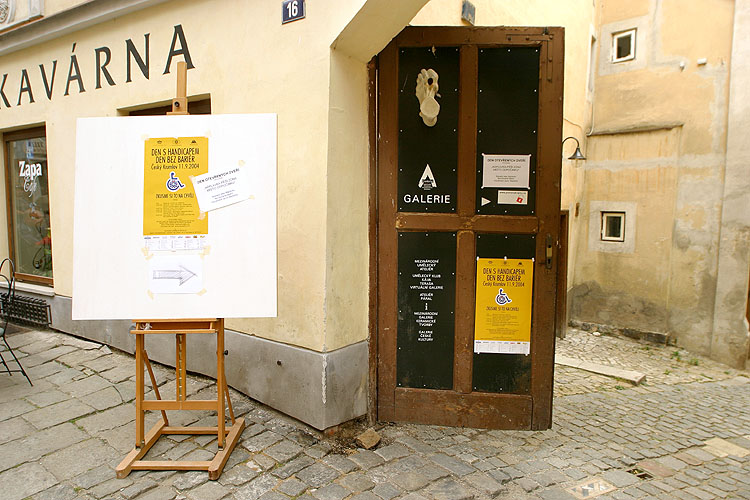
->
xmin=143 ymin=137 xmax=208 ymax=240
xmin=474 ymin=258 xmax=533 ymax=355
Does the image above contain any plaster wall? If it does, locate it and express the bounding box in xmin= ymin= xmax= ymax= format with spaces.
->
xmin=712 ymin=0 xmax=750 ymax=368
xmin=47 ymin=0 xmax=89 ymax=16
xmin=571 ymin=128 xmax=679 ymax=333
xmin=570 ymin=0 xmax=746 ymax=367
xmin=0 ymin=0 xmax=369 ymax=353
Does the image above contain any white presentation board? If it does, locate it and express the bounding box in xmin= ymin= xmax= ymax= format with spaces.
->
xmin=72 ymin=114 xmax=277 ymax=320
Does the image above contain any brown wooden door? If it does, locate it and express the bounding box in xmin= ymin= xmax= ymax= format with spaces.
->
xmin=376 ymin=27 xmax=563 ymax=430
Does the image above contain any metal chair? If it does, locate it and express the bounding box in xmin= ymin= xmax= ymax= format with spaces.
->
xmin=0 ymin=258 xmax=32 ymax=386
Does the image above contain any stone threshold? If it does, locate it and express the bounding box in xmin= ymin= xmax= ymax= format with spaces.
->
xmin=555 ymin=354 xmax=647 ymax=385
xmin=570 ymin=320 xmax=670 ymax=345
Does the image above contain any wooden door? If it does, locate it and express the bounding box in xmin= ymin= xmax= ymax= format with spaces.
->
xmin=376 ymin=27 xmax=563 ymax=430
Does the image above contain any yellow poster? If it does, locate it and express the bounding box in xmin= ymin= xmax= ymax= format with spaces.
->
xmin=143 ymin=137 xmax=208 ymax=242
xmin=474 ymin=258 xmax=534 ymax=355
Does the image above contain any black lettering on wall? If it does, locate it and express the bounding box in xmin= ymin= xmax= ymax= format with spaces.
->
xmin=1 ymin=26 xmax=193 ymax=105
xmin=126 ymin=34 xmax=149 ymax=83
xmin=0 ymin=74 xmax=10 ymax=107
xmin=65 ymin=43 xmax=86 ymax=95
xmin=17 ymin=69 xmax=34 ymax=105
xmin=39 ymin=61 xmax=57 ymax=100
xmin=95 ymin=47 xmax=116 ymax=89
xmin=163 ymin=24 xmax=194 ymax=74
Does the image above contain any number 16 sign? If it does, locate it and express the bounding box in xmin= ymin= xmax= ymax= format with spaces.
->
xmin=282 ymin=0 xmax=305 ymax=24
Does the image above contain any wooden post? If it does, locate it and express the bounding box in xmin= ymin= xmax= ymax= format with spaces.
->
xmin=217 ymin=319 xmax=225 ymax=448
xmin=168 ymin=61 xmax=188 ymax=115
xmin=135 ymin=332 xmax=144 ymax=447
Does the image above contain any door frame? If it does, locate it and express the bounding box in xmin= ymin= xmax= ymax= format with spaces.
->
xmin=368 ymin=26 xmax=564 ymax=429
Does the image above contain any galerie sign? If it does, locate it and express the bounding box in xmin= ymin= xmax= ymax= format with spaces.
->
xmin=474 ymin=258 xmax=534 ymax=355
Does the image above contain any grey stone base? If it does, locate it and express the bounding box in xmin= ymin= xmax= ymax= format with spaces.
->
xmin=569 ymin=319 xmax=670 ymax=345
xmin=38 ymin=293 xmax=368 ymax=430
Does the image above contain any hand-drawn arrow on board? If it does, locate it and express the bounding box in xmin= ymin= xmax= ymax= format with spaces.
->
xmin=152 ymin=266 xmax=196 ymax=285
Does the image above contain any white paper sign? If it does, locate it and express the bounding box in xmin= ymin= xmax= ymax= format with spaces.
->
xmin=482 ymin=154 xmax=531 ymax=188
xmin=474 ymin=340 xmax=530 ymax=355
xmin=149 ymin=255 xmax=203 ymax=294
xmin=497 ymin=190 xmax=528 ymax=205
xmin=192 ymin=165 xmax=250 ymax=212
xmin=73 ymin=114 xmax=278 ymax=320
xmin=144 ymin=235 xmax=208 ymax=252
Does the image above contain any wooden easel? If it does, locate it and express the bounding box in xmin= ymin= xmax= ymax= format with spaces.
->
xmin=116 ymin=63 xmax=245 ymax=480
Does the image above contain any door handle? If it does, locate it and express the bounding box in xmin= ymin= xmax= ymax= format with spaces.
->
xmin=546 ymin=234 xmax=554 ymax=269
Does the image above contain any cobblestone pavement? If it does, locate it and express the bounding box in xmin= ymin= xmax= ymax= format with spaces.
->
xmin=0 ymin=326 xmax=748 ymax=500
xmin=554 ymin=328 xmax=748 ymax=396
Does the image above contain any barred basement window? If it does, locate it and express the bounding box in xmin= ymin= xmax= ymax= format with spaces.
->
xmin=612 ymin=29 xmax=636 ymax=63
xmin=601 ymin=212 xmax=626 ymax=242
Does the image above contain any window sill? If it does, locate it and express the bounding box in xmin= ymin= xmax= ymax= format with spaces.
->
xmin=0 ymin=281 xmax=55 ymax=297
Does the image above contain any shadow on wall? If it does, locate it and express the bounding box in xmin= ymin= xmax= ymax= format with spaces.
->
xmin=569 ymin=280 xmax=668 ymax=338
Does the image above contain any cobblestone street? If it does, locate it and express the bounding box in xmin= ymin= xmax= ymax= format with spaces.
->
xmin=1 ymin=326 xmax=748 ymax=500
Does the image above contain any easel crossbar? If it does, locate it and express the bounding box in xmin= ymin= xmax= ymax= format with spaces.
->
xmin=131 ymin=460 xmax=212 ymax=471
xmin=142 ymin=400 xmax=218 ymax=411
xmin=130 ymin=328 xmax=217 ymax=335
xmin=162 ymin=426 xmax=232 ymax=435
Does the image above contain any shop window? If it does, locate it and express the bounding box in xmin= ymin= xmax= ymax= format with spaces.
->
xmin=601 ymin=212 xmax=626 ymax=242
xmin=3 ymin=127 xmax=52 ymax=284
xmin=612 ymin=29 xmax=636 ymax=63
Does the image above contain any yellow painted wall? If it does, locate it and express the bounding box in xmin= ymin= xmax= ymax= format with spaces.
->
xmin=46 ymin=0 xmax=89 ymax=16
xmin=0 ymin=0 xmax=364 ymax=352
xmin=570 ymin=0 xmax=736 ymax=358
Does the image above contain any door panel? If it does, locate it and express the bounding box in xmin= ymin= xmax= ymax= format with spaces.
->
xmin=473 ymin=233 xmax=536 ymax=393
xmin=475 ymin=47 xmax=540 ymax=216
xmin=398 ymin=47 xmax=459 ymax=213
xmin=376 ymin=27 xmax=563 ymax=430
xmin=397 ymin=231 xmax=456 ymax=389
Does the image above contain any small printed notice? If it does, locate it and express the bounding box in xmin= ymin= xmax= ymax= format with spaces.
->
xmin=497 ymin=190 xmax=528 ymax=205
xmin=148 ymin=254 xmax=203 ymax=294
xmin=474 ymin=258 xmax=534 ymax=355
xmin=481 ymin=154 xmax=531 ymax=188
xmin=143 ymin=137 xmax=208 ymax=240
xmin=144 ymin=235 xmax=208 ymax=252
xmin=192 ymin=165 xmax=250 ymax=213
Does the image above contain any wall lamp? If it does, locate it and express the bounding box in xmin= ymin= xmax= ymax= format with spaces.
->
xmin=562 ymin=136 xmax=586 ymax=160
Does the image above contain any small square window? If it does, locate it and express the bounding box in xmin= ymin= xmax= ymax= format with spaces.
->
xmin=612 ymin=29 xmax=636 ymax=63
xmin=601 ymin=212 xmax=626 ymax=242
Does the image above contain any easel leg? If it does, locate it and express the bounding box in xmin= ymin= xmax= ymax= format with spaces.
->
xmin=224 ymin=380 xmax=235 ymax=425
xmin=135 ymin=333 xmax=145 ymax=447
xmin=217 ymin=320 xmax=225 ymax=448
xmin=144 ymin=352 xmax=169 ymax=425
